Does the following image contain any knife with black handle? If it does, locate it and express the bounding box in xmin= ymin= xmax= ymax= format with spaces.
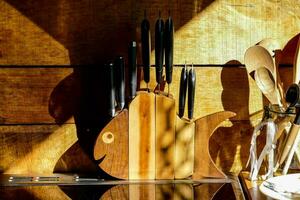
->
xmin=114 ymin=56 xmax=125 ymax=110
xmin=164 ymin=15 xmax=174 ymax=93
xmin=107 ymin=62 xmax=116 ymax=117
xmin=178 ymin=64 xmax=188 ymax=118
xmin=128 ymin=41 xmax=137 ymax=99
xmin=155 ymin=12 xmax=164 ymax=91
xmin=188 ymin=65 xmax=196 ymax=119
xmin=141 ymin=12 xmax=151 ymax=88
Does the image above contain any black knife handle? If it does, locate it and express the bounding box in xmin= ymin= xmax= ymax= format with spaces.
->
xmin=155 ymin=17 xmax=164 ymax=85
xmin=165 ymin=16 xmax=174 ymax=84
xmin=188 ymin=68 xmax=196 ymax=119
xmin=128 ymin=41 xmax=137 ymax=99
xmin=286 ymin=83 xmax=300 ymax=107
xmin=115 ymin=56 xmax=125 ymax=109
xmin=107 ymin=62 xmax=116 ymax=117
xmin=178 ymin=66 xmax=188 ymax=118
xmin=141 ymin=18 xmax=151 ymax=84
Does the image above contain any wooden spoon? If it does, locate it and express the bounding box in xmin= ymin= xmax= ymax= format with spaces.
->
xmin=244 ymin=43 xmax=285 ymax=107
xmin=258 ymin=39 xmax=286 ymax=106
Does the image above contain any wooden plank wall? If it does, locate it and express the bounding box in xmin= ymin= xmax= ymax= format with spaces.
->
xmin=0 ymin=0 xmax=299 ymax=178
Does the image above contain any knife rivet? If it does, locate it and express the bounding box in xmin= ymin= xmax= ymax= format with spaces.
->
xmin=102 ymin=132 xmax=114 ymax=144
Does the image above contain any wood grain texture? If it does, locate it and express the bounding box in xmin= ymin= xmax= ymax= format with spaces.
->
xmin=155 ymin=94 xmax=176 ymax=179
xmin=0 ymin=0 xmax=299 ymax=65
xmin=101 ymin=185 xmax=128 ymax=200
xmin=94 ymin=109 xmax=129 ymax=179
xmin=175 ymin=116 xmax=195 ymax=179
xmin=194 ymin=111 xmax=236 ymax=179
xmin=174 ymin=184 xmax=194 ymax=200
xmin=129 ymin=92 xmax=156 ymax=179
xmin=0 ymin=186 xmax=71 ymax=200
xmin=129 ymin=185 xmax=155 ymax=200
xmin=0 ymin=68 xmax=74 ymax=124
xmin=0 ymin=67 xmax=293 ymax=125
xmin=0 ymin=123 xmax=77 ymax=174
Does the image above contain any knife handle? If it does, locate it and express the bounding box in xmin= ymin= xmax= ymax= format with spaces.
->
xmin=188 ymin=68 xmax=196 ymax=119
xmin=141 ymin=18 xmax=151 ymax=84
xmin=286 ymin=83 xmax=300 ymax=107
xmin=178 ymin=66 xmax=188 ymax=118
xmin=165 ymin=16 xmax=174 ymax=84
xmin=107 ymin=62 xmax=116 ymax=117
xmin=128 ymin=41 xmax=137 ymax=99
xmin=155 ymin=16 xmax=164 ymax=85
xmin=115 ymin=56 xmax=125 ymax=110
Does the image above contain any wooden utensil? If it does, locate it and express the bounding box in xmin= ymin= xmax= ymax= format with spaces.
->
xmin=244 ymin=40 xmax=285 ymax=107
xmin=275 ymin=109 xmax=300 ymax=171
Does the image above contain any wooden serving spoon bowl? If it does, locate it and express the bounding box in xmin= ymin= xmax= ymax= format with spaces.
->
xmin=244 ymin=40 xmax=285 ymax=107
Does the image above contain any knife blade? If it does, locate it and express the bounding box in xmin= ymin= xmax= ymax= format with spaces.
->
xmin=128 ymin=41 xmax=137 ymax=99
xmin=107 ymin=62 xmax=116 ymax=117
xmin=188 ymin=65 xmax=196 ymax=120
xmin=164 ymin=15 xmax=174 ymax=88
xmin=115 ymin=56 xmax=125 ymax=110
xmin=155 ymin=12 xmax=164 ymax=91
xmin=178 ymin=64 xmax=188 ymax=118
xmin=141 ymin=12 xmax=151 ymax=88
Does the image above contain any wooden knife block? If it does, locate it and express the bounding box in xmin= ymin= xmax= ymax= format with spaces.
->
xmin=94 ymin=91 xmax=236 ymax=180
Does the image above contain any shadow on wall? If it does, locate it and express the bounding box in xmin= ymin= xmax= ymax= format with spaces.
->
xmin=4 ymin=0 xmax=215 ymax=64
xmin=210 ymin=60 xmax=253 ymax=174
xmin=49 ymin=66 xmax=115 ymax=178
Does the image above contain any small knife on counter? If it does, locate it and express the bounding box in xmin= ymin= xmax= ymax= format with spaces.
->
xmin=178 ymin=63 xmax=188 ymax=118
xmin=115 ymin=56 xmax=125 ymax=110
xmin=128 ymin=41 xmax=137 ymax=99
xmin=188 ymin=64 xmax=196 ymax=120
xmin=155 ymin=11 xmax=164 ymax=92
xmin=107 ymin=62 xmax=116 ymax=117
xmin=141 ymin=11 xmax=151 ymax=90
xmin=164 ymin=14 xmax=174 ymax=95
